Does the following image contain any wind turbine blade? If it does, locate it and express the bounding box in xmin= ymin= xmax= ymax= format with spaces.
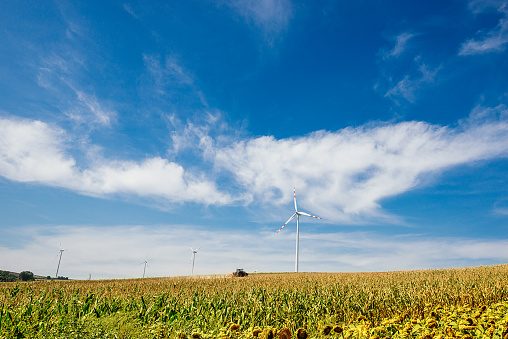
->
xmin=298 ymin=211 xmax=322 ymax=219
xmin=196 ymin=247 xmax=202 ymax=251
xmin=277 ymin=213 xmax=297 ymax=233
xmin=293 ymin=187 xmax=298 ymax=211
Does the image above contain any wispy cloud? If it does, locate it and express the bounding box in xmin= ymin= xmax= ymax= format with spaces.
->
xmin=382 ymin=32 xmax=415 ymax=59
xmin=37 ymin=63 xmax=118 ymax=128
xmin=459 ymin=1 xmax=508 ymax=55
xmin=123 ymin=3 xmax=139 ymax=19
xmin=468 ymin=0 xmax=506 ymax=14
xmin=1 ymin=224 xmax=507 ymax=278
xmin=493 ymin=198 xmax=508 ymax=215
xmin=377 ymin=32 xmax=439 ymax=105
xmin=58 ymin=3 xmax=88 ymax=40
xmin=38 ymin=51 xmax=117 ymax=128
xmin=224 ymin=0 xmax=293 ymax=44
xmin=67 ymin=90 xmax=117 ymax=127
xmin=385 ymin=75 xmax=416 ymax=103
xmin=214 ymin=105 xmax=508 ymax=222
xmin=167 ymin=111 xmax=246 ymax=158
xmin=143 ymin=54 xmax=194 ymax=91
xmin=384 ymin=57 xmax=440 ymax=104
xmin=142 ymin=54 xmax=208 ymax=107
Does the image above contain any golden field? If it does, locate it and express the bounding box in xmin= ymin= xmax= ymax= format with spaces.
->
xmin=1 ymin=265 xmax=508 ymax=338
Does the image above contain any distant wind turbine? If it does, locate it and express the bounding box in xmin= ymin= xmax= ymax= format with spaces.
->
xmin=55 ymin=244 xmax=66 ymax=278
xmin=140 ymin=260 xmax=149 ymax=278
xmin=189 ymin=245 xmax=202 ymax=276
xmin=277 ymin=188 xmax=322 ymax=273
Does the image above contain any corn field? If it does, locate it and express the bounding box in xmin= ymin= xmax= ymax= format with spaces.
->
xmin=1 ymin=265 xmax=508 ymax=338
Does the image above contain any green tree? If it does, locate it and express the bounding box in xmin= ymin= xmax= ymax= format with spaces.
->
xmin=19 ymin=271 xmax=34 ymax=281
xmin=0 ymin=270 xmax=16 ymax=282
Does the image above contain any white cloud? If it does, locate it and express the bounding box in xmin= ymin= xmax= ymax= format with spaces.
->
xmin=81 ymin=157 xmax=232 ymax=204
xmin=0 ymin=117 xmax=77 ymax=185
xmin=1 ymin=224 xmax=507 ymax=279
xmin=168 ymin=113 xmax=216 ymax=157
xmin=459 ymin=2 xmax=508 ymax=55
xmin=214 ymin=105 xmax=508 ymax=222
xmin=0 ymin=116 xmax=232 ymax=205
xmin=1 ymin=105 xmax=508 ymax=221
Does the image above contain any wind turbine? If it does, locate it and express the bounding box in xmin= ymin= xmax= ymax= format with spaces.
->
xmin=140 ymin=260 xmax=149 ymax=278
xmin=277 ymin=187 xmax=322 ymax=273
xmin=55 ymin=244 xmax=66 ymax=278
xmin=189 ymin=245 xmax=202 ymax=276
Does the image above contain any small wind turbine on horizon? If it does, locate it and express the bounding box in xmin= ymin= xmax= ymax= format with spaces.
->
xmin=55 ymin=244 xmax=66 ymax=278
xmin=189 ymin=245 xmax=202 ymax=276
xmin=140 ymin=259 xmax=149 ymax=278
xmin=277 ymin=187 xmax=322 ymax=273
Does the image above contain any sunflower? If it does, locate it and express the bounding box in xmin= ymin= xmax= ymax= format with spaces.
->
xmin=322 ymin=325 xmax=332 ymax=335
xmin=261 ymin=328 xmax=275 ymax=339
xmin=278 ymin=328 xmax=292 ymax=339
xmin=296 ymin=328 xmax=309 ymax=339
xmin=253 ymin=329 xmax=263 ymax=337
xmin=333 ymin=325 xmax=343 ymax=334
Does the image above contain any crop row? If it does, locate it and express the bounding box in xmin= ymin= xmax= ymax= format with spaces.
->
xmin=1 ymin=265 xmax=508 ymax=338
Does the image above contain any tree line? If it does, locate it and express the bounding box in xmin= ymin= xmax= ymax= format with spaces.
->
xmin=0 ymin=270 xmax=32 ymax=282
xmin=0 ymin=270 xmax=69 ymax=282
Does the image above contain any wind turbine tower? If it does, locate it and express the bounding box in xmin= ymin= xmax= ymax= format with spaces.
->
xmin=140 ymin=260 xmax=148 ymax=278
xmin=55 ymin=246 xmax=66 ymax=278
xmin=189 ymin=246 xmax=202 ymax=276
xmin=277 ymin=188 xmax=322 ymax=272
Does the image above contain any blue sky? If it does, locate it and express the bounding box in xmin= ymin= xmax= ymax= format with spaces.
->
xmin=1 ymin=0 xmax=508 ymax=279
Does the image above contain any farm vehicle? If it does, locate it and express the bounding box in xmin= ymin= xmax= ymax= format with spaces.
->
xmin=232 ymin=268 xmax=248 ymax=277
